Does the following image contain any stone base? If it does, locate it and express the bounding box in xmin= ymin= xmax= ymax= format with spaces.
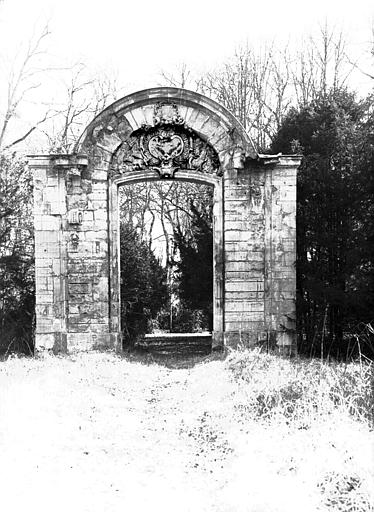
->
xmin=224 ymin=330 xmax=296 ymax=355
xmin=35 ymin=330 xmax=296 ymax=356
xmin=35 ymin=332 xmax=121 ymax=354
xmin=136 ymin=333 xmax=212 ymax=356
xmin=224 ymin=331 xmax=263 ymax=349
xmin=212 ymin=330 xmax=224 ymax=350
xmin=35 ymin=332 xmax=67 ymax=354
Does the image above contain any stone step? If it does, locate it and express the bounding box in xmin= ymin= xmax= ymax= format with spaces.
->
xmin=135 ymin=332 xmax=212 ymax=356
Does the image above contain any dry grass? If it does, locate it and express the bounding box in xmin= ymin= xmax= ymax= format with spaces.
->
xmin=0 ymin=349 xmax=373 ymax=511
xmin=227 ymin=349 xmax=374 ymax=424
xmin=226 ymin=348 xmax=374 ymax=511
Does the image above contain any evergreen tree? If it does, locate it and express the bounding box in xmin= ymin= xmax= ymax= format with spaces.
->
xmin=120 ymin=223 xmax=168 ymax=346
xmin=271 ymin=89 xmax=374 ymax=357
xmin=172 ymin=192 xmax=213 ymax=332
xmin=0 ymin=154 xmax=34 ymax=354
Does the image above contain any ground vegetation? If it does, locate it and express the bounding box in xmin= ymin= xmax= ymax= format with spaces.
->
xmin=0 ymin=349 xmax=372 ymax=511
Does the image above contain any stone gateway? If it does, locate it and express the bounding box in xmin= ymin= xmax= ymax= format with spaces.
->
xmin=29 ymin=88 xmax=300 ymax=354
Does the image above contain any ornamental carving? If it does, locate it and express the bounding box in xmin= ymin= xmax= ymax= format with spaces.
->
xmin=153 ymin=101 xmax=184 ymax=126
xmin=110 ymin=103 xmax=221 ymax=178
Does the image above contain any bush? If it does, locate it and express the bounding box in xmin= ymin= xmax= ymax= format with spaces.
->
xmin=0 ymin=154 xmax=34 ymax=355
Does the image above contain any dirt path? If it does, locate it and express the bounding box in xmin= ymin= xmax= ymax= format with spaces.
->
xmin=0 ymin=352 xmax=243 ymax=512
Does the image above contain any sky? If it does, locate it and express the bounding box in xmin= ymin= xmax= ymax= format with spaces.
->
xmin=1 ymin=0 xmax=374 ymax=93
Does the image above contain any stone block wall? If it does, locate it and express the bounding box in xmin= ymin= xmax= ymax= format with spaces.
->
xmin=31 ymin=155 xmax=117 ymax=353
xmin=63 ymin=157 xmax=112 ymax=351
xmin=32 ymin=156 xmax=68 ymax=352
xmin=223 ymin=156 xmax=298 ymax=352
xmin=31 ymin=152 xmax=298 ymax=354
xmin=267 ymin=159 xmax=298 ymax=352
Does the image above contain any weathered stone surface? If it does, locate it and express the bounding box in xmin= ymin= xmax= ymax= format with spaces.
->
xmin=136 ymin=333 xmax=212 ymax=356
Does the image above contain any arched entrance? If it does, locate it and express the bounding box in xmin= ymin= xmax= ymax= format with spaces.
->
xmin=29 ymin=88 xmax=300 ymax=354
xmin=114 ymin=173 xmax=220 ymax=351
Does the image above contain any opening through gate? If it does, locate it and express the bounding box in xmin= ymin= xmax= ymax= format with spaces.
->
xmin=118 ymin=180 xmax=215 ymax=355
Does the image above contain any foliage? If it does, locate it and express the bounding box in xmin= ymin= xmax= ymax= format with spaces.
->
xmin=120 ymin=223 xmax=168 ymax=346
xmin=0 ymin=153 xmax=34 ymax=354
xmin=271 ymin=89 xmax=374 ymax=358
xmin=172 ymin=190 xmax=213 ymax=332
xmin=352 ymin=95 xmax=374 ymax=319
xmin=119 ymin=181 xmax=214 ymax=333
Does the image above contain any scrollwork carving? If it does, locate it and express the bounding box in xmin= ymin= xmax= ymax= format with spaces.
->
xmin=110 ymin=103 xmax=221 ymax=179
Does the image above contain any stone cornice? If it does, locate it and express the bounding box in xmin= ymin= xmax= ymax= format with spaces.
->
xmin=27 ymin=153 xmax=88 ymax=170
xmin=256 ymin=153 xmax=302 ymax=167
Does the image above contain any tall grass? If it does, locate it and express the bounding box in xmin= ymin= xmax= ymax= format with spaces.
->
xmin=226 ymin=348 xmax=374 ymax=511
xmin=227 ymin=348 xmax=374 ymax=425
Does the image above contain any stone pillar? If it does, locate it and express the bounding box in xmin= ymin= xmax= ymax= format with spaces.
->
xmin=31 ymin=155 xmax=68 ymax=352
xmin=223 ymin=160 xmax=267 ymax=347
xmin=30 ymin=154 xmax=119 ymax=353
xmin=222 ymin=154 xmax=300 ymax=354
xmin=212 ymin=179 xmax=224 ymax=350
xmin=264 ymin=156 xmax=299 ymax=355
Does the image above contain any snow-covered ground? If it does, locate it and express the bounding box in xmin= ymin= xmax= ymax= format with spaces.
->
xmin=0 ymin=351 xmax=373 ymax=512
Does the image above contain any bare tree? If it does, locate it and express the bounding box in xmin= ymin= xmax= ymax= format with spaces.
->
xmin=0 ymin=24 xmax=55 ymax=151
xmin=160 ymin=63 xmax=191 ymax=89
xmin=344 ymin=22 xmax=374 ymax=82
xmin=199 ymin=44 xmax=292 ymax=150
xmin=43 ymin=64 xmax=120 ymax=153
xmin=197 ymin=28 xmax=355 ymax=150
xmin=119 ymin=180 xmax=212 ymax=269
xmin=291 ymin=24 xmax=352 ymax=107
xmin=159 ymin=62 xmax=205 ymax=92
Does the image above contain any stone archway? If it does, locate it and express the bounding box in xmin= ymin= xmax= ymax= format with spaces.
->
xmin=29 ymin=87 xmax=300 ymax=354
